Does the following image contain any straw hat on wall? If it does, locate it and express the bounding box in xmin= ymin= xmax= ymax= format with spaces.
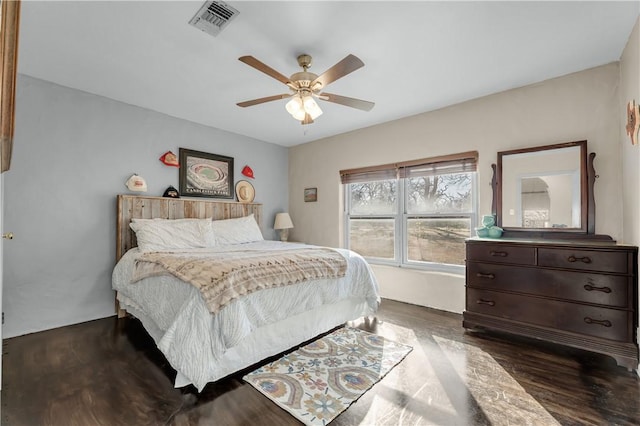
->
xmin=235 ymin=180 xmax=255 ymax=203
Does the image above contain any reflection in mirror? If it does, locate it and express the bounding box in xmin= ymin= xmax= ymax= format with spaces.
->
xmin=519 ymin=173 xmax=580 ymax=228
xmin=499 ymin=142 xmax=585 ymax=231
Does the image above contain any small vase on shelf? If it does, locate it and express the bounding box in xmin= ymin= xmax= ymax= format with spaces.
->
xmin=487 ymin=226 xmax=503 ymax=238
xmin=481 ymin=215 xmax=495 ymax=228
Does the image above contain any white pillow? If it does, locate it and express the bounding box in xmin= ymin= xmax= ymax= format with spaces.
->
xmin=130 ymin=218 xmax=216 ymax=252
xmin=211 ymin=214 xmax=264 ymax=245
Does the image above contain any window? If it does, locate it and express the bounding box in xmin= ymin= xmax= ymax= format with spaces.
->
xmin=342 ymin=152 xmax=477 ymax=272
xmin=348 ymin=179 xmax=397 ymax=260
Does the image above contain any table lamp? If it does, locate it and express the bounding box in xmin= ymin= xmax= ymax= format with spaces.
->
xmin=274 ymin=213 xmax=294 ymax=242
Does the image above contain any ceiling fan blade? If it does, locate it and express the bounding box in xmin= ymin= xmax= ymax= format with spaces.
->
xmin=319 ymin=92 xmax=375 ymax=111
xmin=312 ymin=54 xmax=364 ymax=88
xmin=239 ymin=56 xmax=293 ymax=86
xmin=237 ymin=94 xmax=290 ymax=108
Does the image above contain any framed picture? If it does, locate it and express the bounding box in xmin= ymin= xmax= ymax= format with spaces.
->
xmin=179 ymin=148 xmax=234 ymax=198
xmin=304 ymin=187 xmax=317 ymax=202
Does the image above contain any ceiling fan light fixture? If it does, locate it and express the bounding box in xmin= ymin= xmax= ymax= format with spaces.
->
xmin=308 ymin=108 xmax=322 ymax=120
xmin=286 ymin=93 xmax=321 ymax=121
xmin=285 ymin=96 xmax=303 ymax=115
xmin=303 ymin=95 xmax=322 ymax=120
xmin=292 ymin=108 xmax=306 ymax=121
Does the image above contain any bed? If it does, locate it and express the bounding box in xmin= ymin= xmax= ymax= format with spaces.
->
xmin=112 ymin=194 xmax=380 ymax=391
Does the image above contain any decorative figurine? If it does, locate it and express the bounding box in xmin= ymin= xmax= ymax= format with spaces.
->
xmin=627 ymin=100 xmax=639 ymax=146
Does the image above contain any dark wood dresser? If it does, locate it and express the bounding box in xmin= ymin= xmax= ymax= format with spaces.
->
xmin=464 ymin=238 xmax=639 ymax=370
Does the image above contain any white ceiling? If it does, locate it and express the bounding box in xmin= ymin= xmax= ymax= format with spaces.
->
xmin=17 ymin=1 xmax=640 ymax=147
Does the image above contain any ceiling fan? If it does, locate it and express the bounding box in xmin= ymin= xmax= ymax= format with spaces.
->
xmin=236 ymin=54 xmax=374 ymax=125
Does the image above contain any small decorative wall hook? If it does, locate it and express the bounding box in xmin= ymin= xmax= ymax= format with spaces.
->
xmin=626 ymin=100 xmax=639 ymax=146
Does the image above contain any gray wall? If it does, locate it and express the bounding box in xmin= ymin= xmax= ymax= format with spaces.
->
xmin=2 ymin=75 xmax=289 ymax=338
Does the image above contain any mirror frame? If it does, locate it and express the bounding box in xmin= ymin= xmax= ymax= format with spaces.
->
xmin=492 ymin=140 xmax=605 ymax=239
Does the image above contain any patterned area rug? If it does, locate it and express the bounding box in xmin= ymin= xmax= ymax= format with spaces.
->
xmin=243 ymin=327 xmax=413 ymax=426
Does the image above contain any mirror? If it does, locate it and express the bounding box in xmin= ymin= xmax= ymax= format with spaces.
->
xmin=496 ymin=140 xmax=588 ymax=234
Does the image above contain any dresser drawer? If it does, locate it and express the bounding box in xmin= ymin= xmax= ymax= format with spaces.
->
xmin=466 ymin=288 xmax=632 ymax=341
xmin=546 ymin=269 xmax=631 ymax=308
xmin=467 ymin=262 xmax=539 ymax=291
xmin=467 ymin=262 xmax=631 ymax=308
xmin=538 ymin=247 xmax=628 ymax=273
xmin=466 ymin=244 xmax=535 ymax=265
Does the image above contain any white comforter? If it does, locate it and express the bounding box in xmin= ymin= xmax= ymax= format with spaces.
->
xmin=112 ymin=241 xmax=380 ymax=391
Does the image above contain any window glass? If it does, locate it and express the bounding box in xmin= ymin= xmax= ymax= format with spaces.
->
xmin=406 ymin=218 xmax=470 ymax=265
xmin=349 ymin=180 xmax=397 ymax=215
xmin=348 ymin=218 xmax=395 ymax=259
xmin=406 ymin=173 xmax=473 ymax=214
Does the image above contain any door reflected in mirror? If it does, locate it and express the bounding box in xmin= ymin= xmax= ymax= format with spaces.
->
xmin=518 ymin=172 xmax=580 ymax=228
xmin=499 ymin=143 xmax=585 ymax=230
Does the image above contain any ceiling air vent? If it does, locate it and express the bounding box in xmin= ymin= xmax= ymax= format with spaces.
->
xmin=189 ymin=1 xmax=239 ymax=37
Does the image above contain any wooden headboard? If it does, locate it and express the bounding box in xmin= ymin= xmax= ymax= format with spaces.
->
xmin=116 ymin=194 xmax=263 ymax=261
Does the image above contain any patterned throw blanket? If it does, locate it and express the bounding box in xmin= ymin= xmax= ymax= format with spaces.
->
xmin=132 ymin=247 xmax=347 ymax=314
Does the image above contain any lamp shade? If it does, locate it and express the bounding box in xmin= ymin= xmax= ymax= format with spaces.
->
xmin=285 ymin=96 xmax=303 ymax=116
xmin=303 ymin=96 xmax=323 ymax=119
xmin=274 ymin=213 xmax=294 ymax=230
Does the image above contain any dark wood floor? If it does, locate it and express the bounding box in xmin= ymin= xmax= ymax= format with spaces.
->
xmin=2 ymin=299 xmax=639 ymax=425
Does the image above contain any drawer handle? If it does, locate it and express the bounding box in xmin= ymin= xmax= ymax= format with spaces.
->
xmin=583 ymin=284 xmax=612 ymax=293
xmin=476 ymin=272 xmax=495 ymax=279
xmin=490 ymin=251 xmax=508 ymax=257
xmin=584 ymin=317 xmax=612 ymax=327
xmin=568 ymin=255 xmax=592 ymax=264
xmin=476 ymin=299 xmax=495 ymax=306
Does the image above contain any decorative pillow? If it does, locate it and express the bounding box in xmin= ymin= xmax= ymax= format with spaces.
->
xmin=211 ymin=214 xmax=264 ymax=245
xmin=130 ymin=218 xmax=216 ymax=252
